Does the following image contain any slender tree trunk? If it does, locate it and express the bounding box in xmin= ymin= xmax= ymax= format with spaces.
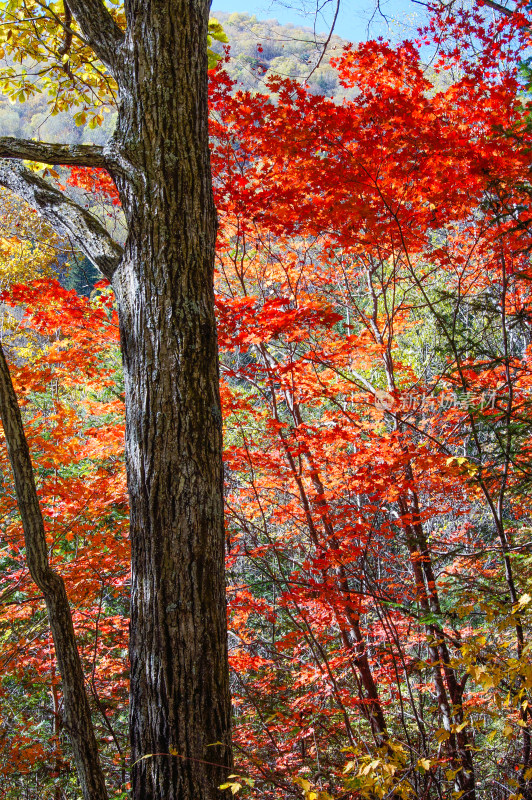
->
xmin=398 ymin=494 xmax=476 ymax=799
xmin=111 ymin=2 xmax=232 ymax=798
xmin=0 ymin=346 xmax=108 ymax=800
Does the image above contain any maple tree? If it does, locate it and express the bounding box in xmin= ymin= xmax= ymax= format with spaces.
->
xmin=206 ymin=4 xmax=532 ymax=797
xmin=0 ymin=280 xmax=128 ymax=800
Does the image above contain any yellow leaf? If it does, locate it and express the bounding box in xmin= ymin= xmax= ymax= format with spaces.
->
xmin=446 ymin=768 xmax=461 ymax=780
xmin=513 ymin=594 xmax=532 ymax=613
xmin=219 ymin=782 xmax=242 ymax=795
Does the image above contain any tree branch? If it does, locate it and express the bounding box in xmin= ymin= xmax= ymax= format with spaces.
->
xmin=65 ymin=0 xmax=125 ymax=75
xmin=0 ymin=160 xmax=123 ymax=280
xmin=57 ymin=0 xmax=74 ymax=58
xmin=0 ymin=138 xmax=107 ymax=168
xmin=0 ymin=345 xmax=109 ymax=800
xmin=479 ymin=0 xmax=515 ymax=16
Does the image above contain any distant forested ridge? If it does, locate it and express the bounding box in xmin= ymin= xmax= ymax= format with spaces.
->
xmin=210 ymin=11 xmax=349 ymax=97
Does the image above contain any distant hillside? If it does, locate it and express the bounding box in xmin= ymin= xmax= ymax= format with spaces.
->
xmin=211 ymin=11 xmax=350 ymax=99
xmin=0 ymin=14 xmax=351 ymax=145
xmin=0 ymin=75 xmax=116 ymax=145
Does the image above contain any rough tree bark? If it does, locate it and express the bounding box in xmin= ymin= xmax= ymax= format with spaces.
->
xmin=0 ymin=2 xmax=232 ymax=799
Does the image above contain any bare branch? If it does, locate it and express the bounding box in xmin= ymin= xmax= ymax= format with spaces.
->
xmin=0 ymin=160 xmax=122 ymax=280
xmin=0 ymin=137 xmax=107 ymax=168
xmin=65 ymin=0 xmax=125 ymax=75
xmin=305 ymin=0 xmax=340 ymax=84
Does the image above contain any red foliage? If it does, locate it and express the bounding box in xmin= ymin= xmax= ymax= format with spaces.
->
xmin=67 ymin=167 xmax=121 ymax=205
xmin=4 ymin=4 xmax=532 ymax=796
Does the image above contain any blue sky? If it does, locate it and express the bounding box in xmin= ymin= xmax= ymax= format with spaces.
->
xmin=211 ymin=0 xmax=428 ymax=44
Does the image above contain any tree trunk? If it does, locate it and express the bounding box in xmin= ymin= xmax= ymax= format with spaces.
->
xmin=0 ymin=2 xmax=233 ymax=798
xmin=111 ymin=2 xmax=232 ymax=798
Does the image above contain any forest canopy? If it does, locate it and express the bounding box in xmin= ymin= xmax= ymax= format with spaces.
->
xmin=0 ymin=1 xmax=531 ymax=799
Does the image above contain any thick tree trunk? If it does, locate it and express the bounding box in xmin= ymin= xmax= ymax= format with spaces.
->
xmin=0 ymin=2 xmax=233 ymax=798
xmin=111 ymin=2 xmax=232 ymax=798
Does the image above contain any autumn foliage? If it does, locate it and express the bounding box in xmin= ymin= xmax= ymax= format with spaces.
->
xmin=1 ymin=1 xmax=532 ymax=798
